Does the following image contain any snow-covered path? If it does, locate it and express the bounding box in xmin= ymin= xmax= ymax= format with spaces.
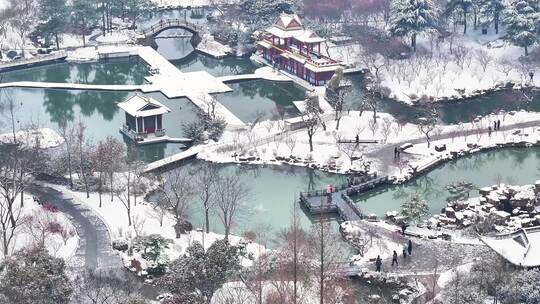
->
xmin=365 ymin=118 xmax=540 ymax=176
xmin=28 ymin=184 xmax=122 ymax=272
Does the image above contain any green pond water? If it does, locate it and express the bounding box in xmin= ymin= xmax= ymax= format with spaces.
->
xmin=181 ymin=147 xmax=540 ymax=235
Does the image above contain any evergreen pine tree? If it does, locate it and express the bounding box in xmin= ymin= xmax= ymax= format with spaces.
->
xmin=38 ymin=0 xmax=69 ymax=50
xmin=504 ymin=0 xmax=539 ymax=56
xmin=389 ymin=0 xmax=438 ymax=52
xmin=446 ymin=0 xmax=474 ymax=34
xmin=71 ymin=0 xmax=100 ymax=47
xmin=479 ymin=0 xmax=506 ymax=34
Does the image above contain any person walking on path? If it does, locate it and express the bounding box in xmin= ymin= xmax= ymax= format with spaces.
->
xmin=488 ymin=126 xmax=492 ymax=137
xmin=375 ymin=255 xmax=382 ymax=272
xmin=497 ymin=119 xmax=501 ymax=130
xmin=402 ymin=247 xmax=407 ymax=259
xmin=394 ymin=147 xmax=398 ymax=158
xmin=392 ymin=251 xmax=399 ymax=266
xmin=493 ymin=121 xmax=497 ymax=131
xmin=407 ymin=240 xmax=413 ymax=256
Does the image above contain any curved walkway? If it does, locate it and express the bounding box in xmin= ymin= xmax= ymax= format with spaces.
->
xmin=365 ymin=118 xmax=540 ymax=176
xmin=28 ymin=184 xmax=122 ymax=272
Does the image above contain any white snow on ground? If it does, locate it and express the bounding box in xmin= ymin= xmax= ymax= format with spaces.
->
xmin=341 ymin=221 xmax=404 ymax=264
xmin=152 ymin=0 xmax=239 ymax=8
xmin=0 ymin=128 xmax=64 ymax=148
xmin=95 ymin=30 xmax=137 ymax=44
xmin=44 ymin=182 xmax=267 ymax=272
xmin=0 ymin=195 xmax=79 ymax=263
xmin=196 ymin=34 xmax=231 ymax=58
xmin=199 ymin=109 xmax=540 ymax=177
xmin=331 ymin=28 xmax=540 ymax=104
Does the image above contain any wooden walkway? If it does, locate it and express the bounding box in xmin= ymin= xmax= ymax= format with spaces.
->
xmin=143 ymin=145 xmax=203 ymax=173
xmin=299 ymin=174 xmax=391 ymax=222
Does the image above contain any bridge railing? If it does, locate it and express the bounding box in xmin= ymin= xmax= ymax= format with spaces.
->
xmin=140 ymin=19 xmax=199 ymax=37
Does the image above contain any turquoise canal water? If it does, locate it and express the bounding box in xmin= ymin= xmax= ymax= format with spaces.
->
xmin=186 ymin=147 xmax=540 ymax=235
xmin=2 ymin=29 xmax=540 ymax=235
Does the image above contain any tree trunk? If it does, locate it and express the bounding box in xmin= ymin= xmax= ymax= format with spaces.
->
xmin=308 ymin=134 xmax=314 ymax=152
xmin=494 ymin=13 xmax=499 ymax=34
xmin=205 ymin=206 xmax=210 ymax=234
xmin=79 ymin=144 xmax=89 ymax=198
xmin=525 ymin=46 xmax=529 ymax=56
xmin=411 ymin=34 xmax=416 ymax=52
xmin=463 ymin=11 xmax=467 ymax=34
xmin=98 ymin=172 xmax=102 ymax=208
xmin=55 ymin=32 xmax=60 ymax=50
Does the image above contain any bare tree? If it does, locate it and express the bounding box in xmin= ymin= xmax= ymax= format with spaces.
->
xmin=380 ymin=117 xmax=393 ymax=143
xmin=285 ymin=134 xmax=297 ymax=155
xmin=0 ymin=140 xmax=40 ymax=255
xmin=368 ymin=117 xmax=379 ymax=137
xmin=452 ymin=44 xmax=471 ymax=70
xmin=213 ymin=172 xmax=249 ymax=240
xmin=194 ymin=163 xmax=217 ymax=234
xmin=416 ymin=107 xmax=439 ymax=147
xmin=103 ymin=137 xmax=125 ymax=202
xmin=114 ymin=159 xmax=134 ymax=227
xmin=475 ymin=49 xmax=492 ymax=72
xmin=91 ymin=140 xmax=107 ymax=207
xmin=158 ymin=168 xmax=194 ymax=238
xmin=301 ymin=93 xmax=322 ymax=152
xmin=335 ymin=135 xmax=363 ymax=165
xmin=75 ymin=120 xmax=90 ymax=198
xmin=496 ymin=58 xmax=514 ymax=77
xmin=58 ymin=119 xmax=75 ymax=189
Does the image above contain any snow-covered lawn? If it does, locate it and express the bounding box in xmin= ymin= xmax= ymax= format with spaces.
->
xmin=331 ymin=28 xmax=540 ymax=104
xmin=152 ymin=0 xmax=239 ymax=8
xmin=43 ymin=182 xmax=267 ymax=272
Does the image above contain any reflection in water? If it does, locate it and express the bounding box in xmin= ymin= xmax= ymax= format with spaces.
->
xmin=345 ymin=75 xmax=540 ymax=124
xmin=0 ymin=58 xmax=147 ymax=85
xmin=217 ymin=80 xmax=305 ymax=122
xmin=354 ymin=147 xmax=540 ymax=215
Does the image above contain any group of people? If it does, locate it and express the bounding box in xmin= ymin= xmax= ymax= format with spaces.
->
xmin=487 ymin=119 xmax=502 ymax=137
xmin=375 ymin=239 xmax=413 ymax=272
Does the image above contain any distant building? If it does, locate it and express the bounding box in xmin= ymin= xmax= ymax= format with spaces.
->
xmin=117 ymin=94 xmax=171 ymax=143
xmin=257 ymin=14 xmax=342 ymax=86
xmin=480 ymin=226 xmax=540 ymax=268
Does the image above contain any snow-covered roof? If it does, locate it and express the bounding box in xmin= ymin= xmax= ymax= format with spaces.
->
xmin=295 ymin=30 xmax=326 ymax=43
xmin=264 ymin=14 xmax=325 ymax=43
xmin=274 ymin=14 xmax=303 ymax=31
xmin=117 ymin=95 xmax=171 ymax=118
xmin=481 ymin=226 xmax=540 ymax=267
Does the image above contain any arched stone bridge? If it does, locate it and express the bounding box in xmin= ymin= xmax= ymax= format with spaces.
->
xmin=139 ymin=19 xmax=200 ymax=38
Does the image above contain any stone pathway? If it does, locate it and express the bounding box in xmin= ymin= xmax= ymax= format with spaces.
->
xmin=378 ymin=239 xmax=489 ymax=275
xmin=352 ymin=220 xmax=489 ymax=276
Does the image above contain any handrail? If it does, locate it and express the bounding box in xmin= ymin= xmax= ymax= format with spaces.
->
xmin=140 ymin=19 xmax=199 ymax=37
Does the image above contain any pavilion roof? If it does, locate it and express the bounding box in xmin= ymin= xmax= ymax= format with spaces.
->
xmin=117 ymin=94 xmax=171 ymax=118
xmin=264 ymin=14 xmax=325 ymax=43
xmin=481 ymin=226 xmax=540 ymax=267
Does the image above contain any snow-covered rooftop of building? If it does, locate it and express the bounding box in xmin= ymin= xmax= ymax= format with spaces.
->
xmin=117 ymin=94 xmax=171 ymax=117
xmin=264 ymin=14 xmax=324 ymax=43
xmin=481 ymin=226 xmax=540 ymax=267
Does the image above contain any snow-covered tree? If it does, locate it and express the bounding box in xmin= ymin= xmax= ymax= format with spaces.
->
xmin=446 ymin=0 xmax=474 ymax=34
xmin=38 ymin=0 xmax=69 ymax=50
xmin=503 ymin=0 xmax=539 ymax=56
xmin=400 ymin=194 xmax=429 ymax=223
xmin=0 ymin=247 xmax=73 ymax=303
xmin=158 ymin=240 xmax=247 ymax=304
xmin=479 ymin=0 xmax=506 ymax=34
xmin=389 ymin=0 xmax=438 ymax=51
xmin=500 ymin=269 xmax=540 ymax=304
